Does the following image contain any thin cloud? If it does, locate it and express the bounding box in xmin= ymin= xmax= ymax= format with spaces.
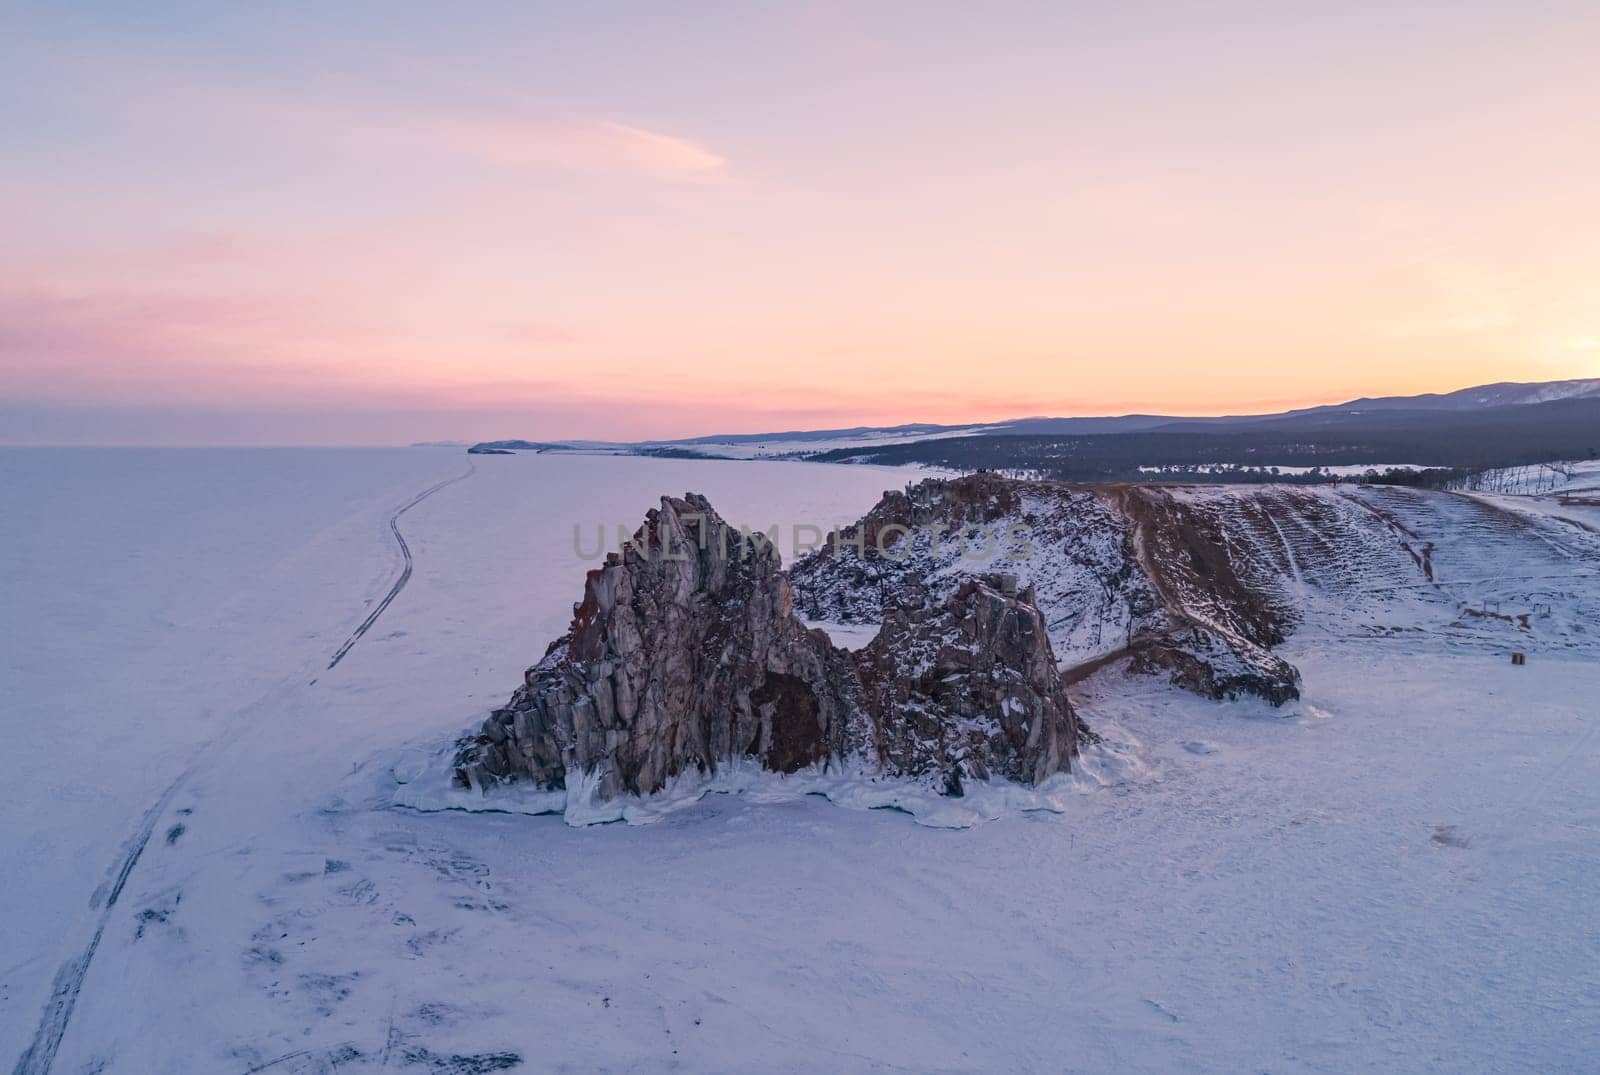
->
xmin=232 ymin=84 xmax=729 ymax=182
xmin=435 ymin=115 xmax=726 ymax=180
xmin=28 ymin=49 xmax=730 ymax=185
xmin=214 ymin=83 xmax=730 ymax=182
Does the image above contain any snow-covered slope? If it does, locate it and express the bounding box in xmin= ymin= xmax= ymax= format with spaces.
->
xmin=637 ymin=425 xmax=996 ymax=460
xmin=1453 ymin=459 xmax=1600 ymax=496
xmin=1172 ymin=482 xmax=1600 ymax=656
xmin=791 ymin=478 xmax=1154 ymax=667
xmin=1279 ymin=377 xmax=1600 ymax=416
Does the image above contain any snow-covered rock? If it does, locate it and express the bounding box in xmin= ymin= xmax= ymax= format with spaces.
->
xmin=856 ymin=575 xmax=1083 ymax=792
xmin=453 ymin=493 xmax=1085 ymax=811
xmin=792 ymin=472 xmax=1302 ymax=705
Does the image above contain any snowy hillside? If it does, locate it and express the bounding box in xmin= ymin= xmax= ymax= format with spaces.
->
xmin=638 ymin=426 xmax=995 ymax=460
xmin=1456 ymin=378 xmax=1600 ymax=407
xmin=1453 ymin=459 xmax=1600 ymax=496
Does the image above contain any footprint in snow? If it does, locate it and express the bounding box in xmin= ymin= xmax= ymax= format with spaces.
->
xmin=1143 ymin=998 xmax=1182 ymax=1023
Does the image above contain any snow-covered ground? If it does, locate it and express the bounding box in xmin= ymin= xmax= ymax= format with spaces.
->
xmin=637 ymin=427 xmax=995 ymax=460
xmin=1137 ymin=462 xmax=1430 ymax=477
xmin=4 ymin=450 xmax=1598 ymax=1072
xmin=1455 ymin=459 xmax=1600 ymax=496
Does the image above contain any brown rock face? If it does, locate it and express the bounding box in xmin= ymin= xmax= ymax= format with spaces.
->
xmin=1107 ymin=485 xmax=1301 ymax=704
xmin=455 ymin=495 xmax=1083 ymax=803
xmin=456 ymin=494 xmax=868 ymax=799
xmin=856 ymin=577 xmax=1081 ymax=794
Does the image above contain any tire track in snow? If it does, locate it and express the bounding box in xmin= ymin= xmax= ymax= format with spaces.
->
xmin=326 ymin=461 xmax=475 ymax=670
xmin=11 ymin=461 xmax=475 ymax=1075
xmin=11 ymin=772 xmax=191 ymax=1075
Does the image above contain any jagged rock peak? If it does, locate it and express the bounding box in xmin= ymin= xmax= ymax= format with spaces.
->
xmin=456 ymin=493 xmax=866 ymax=800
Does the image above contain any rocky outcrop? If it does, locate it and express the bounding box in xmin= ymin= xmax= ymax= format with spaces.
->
xmin=456 ymin=494 xmax=867 ymax=799
xmin=454 ymin=495 xmax=1083 ymax=805
xmin=1107 ymin=485 xmax=1300 ymax=704
xmin=791 ymin=472 xmax=1151 ymax=653
xmin=793 ymin=472 xmax=1302 ymax=706
xmin=1128 ymin=629 xmax=1301 ymax=707
xmin=856 ymin=576 xmax=1082 ymax=794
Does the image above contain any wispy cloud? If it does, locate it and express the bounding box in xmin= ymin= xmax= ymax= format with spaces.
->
xmin=196 ymin=80 xmax=728 ymax=182
xmin=28 ymin=45 xmax=731 ymax=185
xmin=432 ymin=115 xmax=725 ymax=180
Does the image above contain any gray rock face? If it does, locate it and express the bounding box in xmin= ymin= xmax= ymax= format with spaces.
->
xmin=456 ymin=494 xmax=868 ymax=799
xmin=856 ymin=576 xmax=1082 ymax=794
xmin=454 ymin=495 xmax=1083 ymax=803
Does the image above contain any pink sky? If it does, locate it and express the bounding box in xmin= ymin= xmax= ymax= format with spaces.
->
xmin=3 ymin=4 xmax=1598 ymax=444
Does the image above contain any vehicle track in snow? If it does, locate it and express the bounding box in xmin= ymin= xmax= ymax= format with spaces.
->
xmin=10 ymin=774 xmax=192 ymax=1075
xmin=326 ymin=460 xmax=475 ymax=670
xmin=10 ymin=461 xmax=475 ymax=1075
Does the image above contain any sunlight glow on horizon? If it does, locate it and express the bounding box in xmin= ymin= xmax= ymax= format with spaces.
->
xmin=2 ymin=3 xmax=1598 ymax=444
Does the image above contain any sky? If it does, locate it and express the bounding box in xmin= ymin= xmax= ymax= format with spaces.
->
xmin=2 ymin=2 xmax=1598 ymax=446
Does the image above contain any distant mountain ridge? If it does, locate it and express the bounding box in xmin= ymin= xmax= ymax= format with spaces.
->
xmin=1293 ymin=377 xmax=1600 ymax=414
xmin=467 ymin=377 xmax=1600 ymax=460
xmin=807 ymin=395 xmax=1600 ymax=482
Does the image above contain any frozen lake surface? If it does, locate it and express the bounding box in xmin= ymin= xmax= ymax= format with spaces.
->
xmin=2 ymin=448 xmax=1597 ymax=1072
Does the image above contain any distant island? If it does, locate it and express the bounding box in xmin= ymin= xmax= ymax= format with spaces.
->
xmin=463 ymin=377 xmax=1600 ymax=484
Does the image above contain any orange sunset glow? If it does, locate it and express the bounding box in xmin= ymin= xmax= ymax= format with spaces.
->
xmin=3 ymin=4 xmax=1598 ymax=444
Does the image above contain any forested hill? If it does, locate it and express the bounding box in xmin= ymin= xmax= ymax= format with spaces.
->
xmin=803 ymin=397 xmax=1600 ymax=482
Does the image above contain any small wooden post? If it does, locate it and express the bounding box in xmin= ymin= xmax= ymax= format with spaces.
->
xmin=1510 ymin=652 xmax=1526 ymax=666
